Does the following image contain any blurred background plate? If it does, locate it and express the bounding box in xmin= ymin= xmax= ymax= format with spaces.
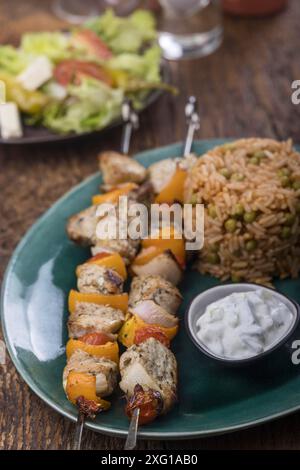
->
xmin=2 ymin=139 xmax=300 ymax=439
xmin=0 ymin=64 xmax=169 ymax=146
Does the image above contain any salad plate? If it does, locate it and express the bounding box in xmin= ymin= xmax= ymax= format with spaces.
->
xmin=0 ymin=9 xmax=170 ymax=145
xmin=2 ymin=139 xmax=300 ymax=439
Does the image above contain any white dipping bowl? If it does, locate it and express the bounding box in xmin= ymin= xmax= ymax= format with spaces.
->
xmin=186 ymin=283 xmax=300 ymax=365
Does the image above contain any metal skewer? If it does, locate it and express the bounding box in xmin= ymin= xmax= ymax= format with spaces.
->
xmin=183 ymin=96 xmax=200 ymax=158
xmin=120 ymin=99 xmax=139 ymax=155
xmin=73 ymin=411 xmax=85 ymax=450
xmin=124 ymin=408 xmax=140 ymax=450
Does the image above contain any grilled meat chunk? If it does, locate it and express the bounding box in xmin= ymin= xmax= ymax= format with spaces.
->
xmin=119 ymin=338 xmax=177 ymax=414
xmin=77 ymin=263 xmax=123 ymax=295
xmin=129 ymin=275 xmax=182 ymax=314
xmin=99 ymin=151 xmax=147 ymax=185
xmin=63 ymin=349 xmax=118 ymax=397
xmin=92 ymin=238 xmax=140 ymax=265
xmin=66 ymin=205 xmax=98 ymax=246
xmin=148 ymin=159 xmax=176 ymax=194
xmin=68 ymin=302 xmax=125 ymax=338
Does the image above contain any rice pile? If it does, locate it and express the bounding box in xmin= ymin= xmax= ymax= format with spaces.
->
xmin=185 ymin=138 xmax=300 ymax=285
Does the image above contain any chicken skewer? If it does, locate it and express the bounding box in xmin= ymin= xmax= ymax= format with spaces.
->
xmin=119 ymin=274 xmax=181 ymax=450
xmin=66 ymin=253 xmax=127 ymax=450
xmin=66 ymin=101 xmax=140 ymax=450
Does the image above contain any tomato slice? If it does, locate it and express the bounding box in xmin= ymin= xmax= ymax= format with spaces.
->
xmin=72 ymin=29 xmax=113 ymax=60
xmin=134 ymin=326 xmax=171 ymax=348
xmin=78 ymin=332 xmax=112 ymax=345
xmin=54 ymin=60 xmax=113 ymax=86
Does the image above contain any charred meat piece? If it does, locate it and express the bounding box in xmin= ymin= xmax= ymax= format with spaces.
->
xmin=63 ymin=349 xmax=118 ymax=397
xmin=131 ymin=250 xmax=183 ymax=285
xmin=77 ymin=263 xmax=123 ymax=295
xmin=129 ymin=275 xmax=182 ymax=314
xmin=68 ymin=302 xmax=125 ymax=338
xmin=125 ymin=384 xmax=163 ymax=425
xmin=66 ymin=205 xmax=98 ymax=246
xmin=99 ymin=151 xmax=147 ymax=185
xmin=119 ymin=337 xmax=177 ymax=414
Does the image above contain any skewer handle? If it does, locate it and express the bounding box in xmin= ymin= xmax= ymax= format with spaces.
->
xmin=183 ymin=96 xmax=200 ymax=157
xmin=73 ymin=412 xmax=85 ymax=450
xmin=121 ymin=100 xmax=139 ymax=155
xmin=124 ymin=407 xmax=140 ymax=450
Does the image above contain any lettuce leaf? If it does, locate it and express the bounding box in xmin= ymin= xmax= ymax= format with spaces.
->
xmin=85 ymin=9 xmax=157 ymax=54
xmin=0 ymin=45 xmax=29 ymax=74
xmin=42 ymin=76 xmax=123 ymax=133
xmin=21 ymin=32 xmax=71 ymax=63
xmin=108 ymin=45 xmax=161 ymax=84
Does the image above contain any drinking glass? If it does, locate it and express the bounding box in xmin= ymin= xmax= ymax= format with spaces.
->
xmin=157 ymin=0 xmax=223 ymax=60
xmin=53 ymin=0 xmax=139 ymax=23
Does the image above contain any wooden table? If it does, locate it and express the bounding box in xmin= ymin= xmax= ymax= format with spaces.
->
xmin=1 ymin=0 xmax=300 ymax=451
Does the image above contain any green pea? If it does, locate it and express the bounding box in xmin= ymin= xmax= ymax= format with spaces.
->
xmin=249 ymin=156 xmax=260 ymax=165
xmin=280 ymin=176 xmax=291 ymax=188
xmin=253 ymin=151 xmax=266 ymax=159
xmin=209 ymin=243 xmax=220 ymax=253
xmin=208 ymin=204 xmax=217 ymax=218
xmin=225 ymin=218 xmax=237 ymax=233
xmin=281 ymin=226 xmax=292 ymax=239
xmin=231 ymin=173 xmax=245 ymax=182
xmin=243 ymin=211 xmax=257 ymax=223
xmin=189 ymin=194 xmax=198 ymax=205
xmin=293 ymin=181 xmax=300 ymax=191
xmin=233 ymin=203 xmax=244 ymax=218
xmin=277 ymin=167 xmax=291 ymax=177
xmin=284 ymin=213 xmax=296 ymax=226
xmin=220 ymin=168 xmax=231 ymax=179
xmin=231 ymin=274 xmax=241 ymax=283
xmin=245 ymin=239 xmax=257 ymax=252
xmin=221 ymin=142 xmax=235 ymax=151
xmin=207 ymin=253 xmax=220 ymax=264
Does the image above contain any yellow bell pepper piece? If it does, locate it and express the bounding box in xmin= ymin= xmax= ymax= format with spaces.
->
xmin=141 ymin=226 xmax=186 ymax=267
xmin=155 ymin=167 xmax=187 ymax=204
xmin=66 ymin=371 xmax=111 ymax=409
xmin=92 ymin=183 xmax=137 ymax=205
xmin=0 ymin=71 xmax=49 ymax=114
xmin=66 ymin=339 xmax=119 ymax=363
xmin=68 ymin=289 xmax=128 ymax=314
xmin=118 ymin=314 xmax=178 ymax=348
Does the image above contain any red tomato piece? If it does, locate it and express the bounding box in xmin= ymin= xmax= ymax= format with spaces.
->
xmin=134 ymin=327 xmax=171 ymax=348
xmin=54 ymin=60 xmax=113 ymax=86
xmin=78 ymin=332 xmax=112 ymax=346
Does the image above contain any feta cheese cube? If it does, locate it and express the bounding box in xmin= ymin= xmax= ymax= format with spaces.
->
xmin=17 ymin=56 xmax=53 ymax=91
xmin=0 ymin=102 xmax=23 ymax=139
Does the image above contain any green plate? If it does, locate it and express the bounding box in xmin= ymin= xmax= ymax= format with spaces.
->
xmin=2 ymin=139 xmax=300 ymax=439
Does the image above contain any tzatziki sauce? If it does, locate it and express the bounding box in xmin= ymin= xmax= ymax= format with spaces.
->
xmin=196 ymin=289 xmax=294 ymax=360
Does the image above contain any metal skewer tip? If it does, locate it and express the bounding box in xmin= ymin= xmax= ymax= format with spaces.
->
xmin=73 ymin=411 xmax=85 ymax=450
xmin=124 ymin=407 xmax=140 ymax=451
xmin=183 ymin=96 xmax=200 ymax=158
xmin=121 ymin=100 xmax=139 ymax=155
